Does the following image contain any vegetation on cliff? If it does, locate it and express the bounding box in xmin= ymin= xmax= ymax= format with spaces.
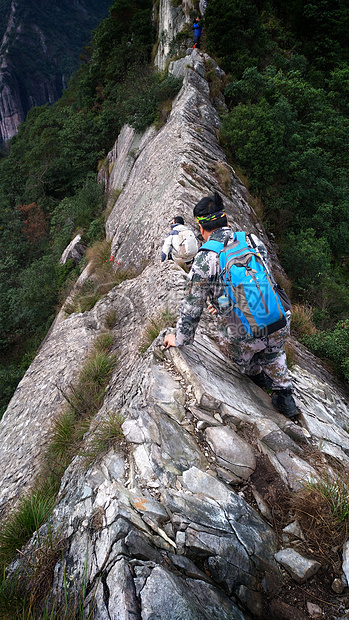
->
xmin=204 ymin=0 xmax=349 ymax=382
xmin=0 ymin=0 xmax=182 ymax=416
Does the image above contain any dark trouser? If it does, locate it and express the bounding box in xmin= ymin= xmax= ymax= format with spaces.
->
xmin=193 ymin=35 xmax=201 ymax=49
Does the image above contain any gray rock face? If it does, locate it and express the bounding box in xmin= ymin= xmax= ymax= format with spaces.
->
xmin=59 ymin=234 xmax=86 ymax=265
xmin=205 ymin=426 xmax=256 ymax=480
xmin=274 ymin=548 xmax=321 ymax=584
xmin=342 ymin=540 xmax=349 ymax=586
xmin=2 ymin=47 xmax=349 ymax=619
xmin=0 ymin=313 xmax=98 ymax=516
xmin=154 ymin=0 xmax=192 ymax=71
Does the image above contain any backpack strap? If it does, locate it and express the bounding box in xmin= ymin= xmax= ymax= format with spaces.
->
xmin=200 ymin=232 xmax=247 ymax=254
xmin=199 ymin=239 xmax=224 ymax=253
xmin=233 ymin=231 xmax=246 ymax=245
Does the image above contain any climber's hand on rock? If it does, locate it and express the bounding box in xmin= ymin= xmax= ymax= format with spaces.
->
xmin=164 ymin=334 xmax=176 ymax=349
xmin=207 ymin=303 xmax=217 ymax=315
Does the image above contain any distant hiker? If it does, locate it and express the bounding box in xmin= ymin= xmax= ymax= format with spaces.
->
xmin=164 ymin=193 xmax=298 ymax=419
xmin=161 ymin=216 xmax=199 ymax=269
xmin=193 ymin=17 xmax=203 ymax=49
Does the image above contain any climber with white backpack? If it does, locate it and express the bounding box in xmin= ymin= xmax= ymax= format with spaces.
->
xmin=161 ymin=216 xmax=199 ymax=270
xmin=164 ymin=193 xmax=298 ymax=419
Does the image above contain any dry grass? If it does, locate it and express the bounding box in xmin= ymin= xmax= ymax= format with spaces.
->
xmin=285 ymin=340 xmax=297 ymax=369
xmin=85 ymin=239 xmax=112 ymax=274
xmin=155 ymin=99 xmax=173 ymax=130
xmin=0 ymin=529 xmax=66 ymax=618
xmin=291 ymin=470 xmax=349 ymax=565
xmin=291 ymin=487 xmax=347 ymax=563
xmin=214 ymin=162 xmax=231 ymax=194
xmin=64 ymin=239 xmax=142 ymax=315
xmin=104 ymin=309 xmax=117 ymax=329
xmin=291 ymin=304 xmax=317 ymax=337
xmin=248 ymin=194 xmax=264 ymax=220
xmin=21 ymin=530 xmax=66 ymax=609
xmin=64 ymin=280 xmax=101 ymax=315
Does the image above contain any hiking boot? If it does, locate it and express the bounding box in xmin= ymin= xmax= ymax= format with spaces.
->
xmin=272 ymin=389 xmax=298 ymax=419
xmin=250 ymin=371 xmax=273 ymax=390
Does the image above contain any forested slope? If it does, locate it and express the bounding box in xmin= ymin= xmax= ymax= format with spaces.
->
xmin=204 ymin=0 xmax=349 ymax=382
xmin=0 ymin=0 xmax=112 ymax=142
xmin=0 ymin=0 xmax=348 ymax=417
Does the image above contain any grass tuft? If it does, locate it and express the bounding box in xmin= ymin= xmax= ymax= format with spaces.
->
xmin=291 ymin=471 xmax=349 ymax=562
xmin=0 ymin=547 xmax=96 ymax=619
xmin=80 ymin=351 xmax=116 ymax=389
xmin=82 ymin=411 xmax=124 ymax=467
xmin=0 ymin=330 xmax=117 ymax=616
xmin=0 ymin=491 xmax=56 ymax=568
xmin=46 ymin=409 xmax=77 ymax=470
xmin=139 ymin=308 xmax=176 ymax=354
xmin=47 ymin=330 xmax=117 ymax=474
xmin=104 ymin=309 xmax=117 ymax=329
xmin=94 ymin=331 xmax=114 ymax=352
xmin=307 ymin=472 xmax=349 ymax=523
xmin=214 ymin=162 xmax=231 ymax=194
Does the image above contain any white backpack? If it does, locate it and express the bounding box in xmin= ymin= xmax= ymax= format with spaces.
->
xmin=176 ymin=228 xmax=199 ymax=261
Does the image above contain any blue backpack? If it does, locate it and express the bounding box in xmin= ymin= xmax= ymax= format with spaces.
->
xmin=200 ymin=231 xmax=287 ymax=338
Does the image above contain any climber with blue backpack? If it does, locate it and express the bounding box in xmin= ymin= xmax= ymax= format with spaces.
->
xmin=164 ymin=192 xmax=298 ymax=419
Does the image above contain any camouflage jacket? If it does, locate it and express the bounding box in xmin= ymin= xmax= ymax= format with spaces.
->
xmin=175 ymin=227 xmax=271 ymax=346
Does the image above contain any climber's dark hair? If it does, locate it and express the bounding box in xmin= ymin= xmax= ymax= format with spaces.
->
xmin=173 ymin=216 xmax=184 ymax=225
xmin=193 ymin=192 xmax=227 ymax=231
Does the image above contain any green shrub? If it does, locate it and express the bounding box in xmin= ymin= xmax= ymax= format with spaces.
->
xmin=303 ymin=319 xmax=349 ymax=382
xmin=280 ymin=230 xmax=331 ymax=300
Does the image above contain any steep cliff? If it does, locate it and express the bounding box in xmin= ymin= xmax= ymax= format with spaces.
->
xmin=1 ymin=46 xmax=349 ymax=619
xmin=154 ymin=0 xmax=207 ymax=71
xmin=0 ymin=0 xmax=110 ymax=143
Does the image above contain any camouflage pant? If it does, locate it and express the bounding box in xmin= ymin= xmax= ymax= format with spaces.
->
xmin=219 ymin=321 xmax=292 ymax=390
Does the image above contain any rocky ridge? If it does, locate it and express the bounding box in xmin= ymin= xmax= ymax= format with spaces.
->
xmin=2 ymin=49 xmax=349 ymax=619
